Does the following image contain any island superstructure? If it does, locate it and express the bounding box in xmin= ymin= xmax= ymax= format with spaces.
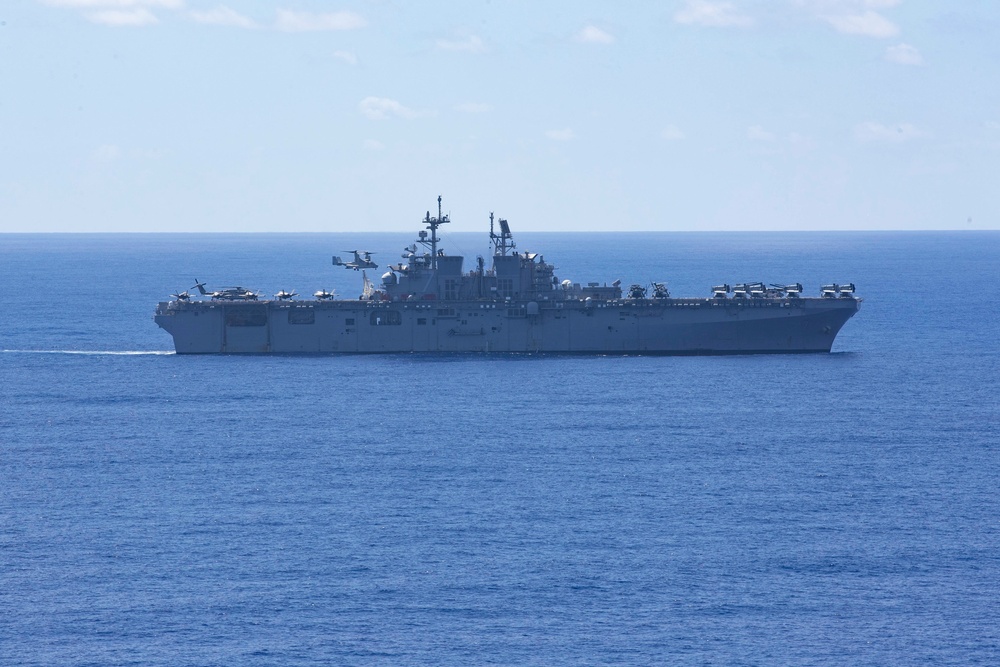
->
xmin=154 ymin=197 xmax=861 ymax=354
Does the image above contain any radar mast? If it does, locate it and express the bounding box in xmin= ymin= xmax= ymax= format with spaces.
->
xmin=490 ymin=212 xmax=515 ymax=256
xmin=419 ymin=195 xmax=449 ymax=271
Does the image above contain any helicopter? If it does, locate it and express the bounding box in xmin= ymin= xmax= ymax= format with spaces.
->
xmin=627 ymin=284 xmax=647 ymax=299
xmin=274 ymin=290 xmax=298 ymax=300
xmin=192 ymin=280 xmax=260 ymax=301
xmin=170 ymin=290 xmax=192 ymax=301
xmin=332 ymin=250 xmax=378 ymax=271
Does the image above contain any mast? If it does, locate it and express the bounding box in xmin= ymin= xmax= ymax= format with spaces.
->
xmin=489 ymin=211 xmax=515 ymax=256
xmin=433 ymin=195 xmax=441 ymax=269
xmin=421 ymin=195 xmax=449 ymax=271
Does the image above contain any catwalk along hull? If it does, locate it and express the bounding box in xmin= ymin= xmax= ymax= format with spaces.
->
xmin=154 ymin=296 xmax=860 ymax=355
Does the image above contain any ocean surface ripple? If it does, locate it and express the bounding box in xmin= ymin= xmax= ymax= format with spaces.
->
xmin=2 ymin=232 xmax=998 ymax=666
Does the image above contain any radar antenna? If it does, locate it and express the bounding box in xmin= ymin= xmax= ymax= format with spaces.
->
xmin=490 ymin=211 xmax=516 ymax=256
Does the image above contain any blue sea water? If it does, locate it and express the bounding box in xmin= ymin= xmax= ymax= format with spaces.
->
xmin=1 ymin=231 xmax=998 ymax=666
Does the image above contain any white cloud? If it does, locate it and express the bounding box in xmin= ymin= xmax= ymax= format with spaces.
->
xmin=187 ymin=6 xmax=255 ymax=29
xmin=674 ymin=1 xmax=753 ymax=28
xmin=275 ymin=9 xmax=366 ymax=32
xmin=435 ymin=35 xmax=486 ymax=53
xmin=92 ymin=144 xmax=122 ymax=162
xmin=660 ymin=125 xmax=685 ymax=140
xmin=455 ymin=102 xmax=492 ymax=113
xmin=855 ymin=121 xmax=924 ymax=142
xmin=40 ymin=0 xmax=181 ymax=27
xmin=795 ymin=0 xmax=899 ymax=8
xmin=86 ymin=8 xmax=158 ymax=25
xmin=795 ymin=0 xmax=901 ymax=14
xmin=822 ymin=9 xmax=898 ymax=37
xmin=359 ymin=97 xmax=418 ymax=120
xmin=745 ymin=126 xmax=817 ymax=149
xmin=885 ymin=43 xmax=922 ymax=65
xmin=41 ymin=0 xmax=181 ymax=7
xmin=797 ymin=1 xmax=901 ymax=37
xmin=575 ymin=25 xmax=614 ymax=44
xmin=363 ymin=139 xmax=385 ymax=151
xmin=786 ymin=132 xmax=816 ymax=150
xmin=333 ymin=50 xmax=357 ymax=65
xmin=546 ymin=128 xmax=575 ymax=141
xmin=747 ymin=125 xmax=776 ymax=141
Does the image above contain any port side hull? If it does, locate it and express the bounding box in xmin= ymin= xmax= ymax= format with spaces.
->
xmin=155 ymin=298 xmax=860 ymax=355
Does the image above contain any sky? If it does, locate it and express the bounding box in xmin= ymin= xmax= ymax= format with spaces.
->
xmin=1 ymin=0 xmax=998 ymax=232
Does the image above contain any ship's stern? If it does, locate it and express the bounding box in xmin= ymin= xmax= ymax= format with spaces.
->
xmin=154 ymin=302 xmax=225 ymax=354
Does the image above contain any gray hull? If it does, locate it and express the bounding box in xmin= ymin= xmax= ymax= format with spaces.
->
xmin=154 ymin=296 xmax=860 ymax=355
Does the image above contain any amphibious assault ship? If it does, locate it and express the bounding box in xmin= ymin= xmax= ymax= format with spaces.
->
xmin=154 ymin=197 xmax=860 ymax=354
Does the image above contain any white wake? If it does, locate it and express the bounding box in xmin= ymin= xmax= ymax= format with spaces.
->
xmin=2 ymin=350 xmax=175 ymax=356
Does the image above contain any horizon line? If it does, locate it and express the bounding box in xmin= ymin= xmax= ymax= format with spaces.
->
xmin=2 ymin=228 xmax=997 ymax=235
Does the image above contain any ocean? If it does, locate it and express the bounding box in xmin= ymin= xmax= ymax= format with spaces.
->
xmin=1 ymin=231 xmax=998 ymax=666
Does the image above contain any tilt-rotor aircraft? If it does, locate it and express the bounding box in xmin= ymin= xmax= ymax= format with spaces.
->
xmin=332 ymin=251 xmax=378 ymax=271
xmin=192 ymin=280 xmax=260 ymax=301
